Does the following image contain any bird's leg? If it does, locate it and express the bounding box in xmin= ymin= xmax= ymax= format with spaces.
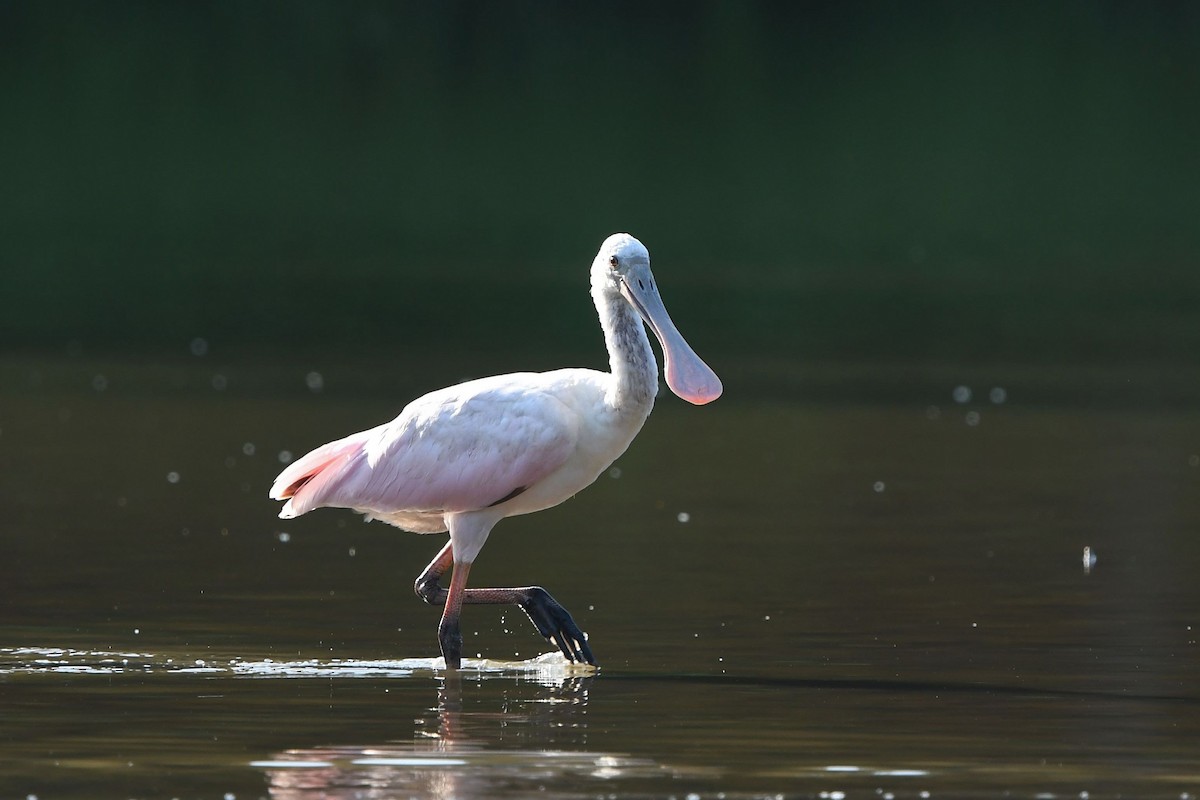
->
xmin=413 ymin=541 xmax=595 ymax=666
xmin=415 ymin=541 xmax=455 ymax=607
xmin=415 ymin=542 xmax=471 ymax=667
xmin=437 ymin=558 xmax=472 ymax=669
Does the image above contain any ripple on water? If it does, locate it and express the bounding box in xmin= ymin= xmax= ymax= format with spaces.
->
xmin=0 ymin=646 xmax=594 ymax=684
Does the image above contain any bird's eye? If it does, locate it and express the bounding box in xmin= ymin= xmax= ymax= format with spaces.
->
xmin=608 ymin=255 xmax=619 ymax=268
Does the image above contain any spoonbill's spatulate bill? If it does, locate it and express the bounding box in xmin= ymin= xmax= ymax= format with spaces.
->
xmin=269 ymin=233 xmax=722 ymax=668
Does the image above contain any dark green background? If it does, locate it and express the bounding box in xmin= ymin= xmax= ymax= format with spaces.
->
xmin=3 ymin=1 xmax=1198 ymax=362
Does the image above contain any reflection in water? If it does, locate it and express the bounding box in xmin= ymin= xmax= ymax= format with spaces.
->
xmin=255 ymin=673 xmax=687 ymax=800
xmin=2 ymin=646 xmax=1196 ymax=798
xmin=2 ymin=647 xmax=696 ymax=797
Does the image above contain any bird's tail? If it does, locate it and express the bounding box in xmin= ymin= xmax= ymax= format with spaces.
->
xmin=269 ymin=433 xmax=367 ymax=518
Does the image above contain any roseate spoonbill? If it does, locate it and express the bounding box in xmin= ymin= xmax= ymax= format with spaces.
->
xmin=269 ymin=233 xmax=722 ymax=668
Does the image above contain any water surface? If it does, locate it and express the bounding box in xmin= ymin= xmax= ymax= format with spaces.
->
xmin=1 ymin=353 xmax=1197 ymax=798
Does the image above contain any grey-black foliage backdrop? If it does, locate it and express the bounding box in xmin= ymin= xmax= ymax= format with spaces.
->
xmin=3 ymin=1 xmax=1198 ymax=361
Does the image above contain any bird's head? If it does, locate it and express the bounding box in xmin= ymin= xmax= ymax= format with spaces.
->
xmin=591 ymin=233 xmax=722 ymax=406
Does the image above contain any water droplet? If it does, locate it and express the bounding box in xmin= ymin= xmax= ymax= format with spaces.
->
xmin=1083 ymin=546 xmax=1097 ymax=574
xmin=608 ymin=466 xmax=622 ymax=479
xmin=1188 ymin=454 xmax=1199 ymax=468
xmin=166 ymin=471 xmax=181 ymax=484
xmin=965 ymin=410 xmax=981 ymax=426
xmin=348 ymin=547 xmax=356 ymax=557
xmin=989 ymin=386 xmax=1007 ymax=404
xmin=190 ymin=337 xmax=209 ymax=357
xmin=134 ymin=628 xmax=140 ymax=635
xmin=873 ymin=481 xmax=886 ymax=493
xmin=278 ymin=532 xmax=291 ymax=543
xmin=242 ymin=442 xmax=256 ymax=456
xmin=952 ymin=385 xmax=972 ymax=403
xmin=305 ymin=371 xmax=324 ymax=392
xmin=211 ymin=374 xmax=228 ymax=391
xmin=92 ymin=374 xmax=108 ymax=392
xmin=224 ymin=456 xmax=237 ymax=469
xmin=278 ymin=450 xmax=293 ymax=464
xmin=676 ymin=511 xmax=691 ymax=523
xmin=925 ymin=405 xmax=941 ymax=420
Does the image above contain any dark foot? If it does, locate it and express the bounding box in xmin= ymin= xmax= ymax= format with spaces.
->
xmin=518 ymin=587 xmax=596 ymax=666
xmin=415 ymin=573 xmax=442 ymax=606
xmin=438 ymin=620 xmax=463 ymax=669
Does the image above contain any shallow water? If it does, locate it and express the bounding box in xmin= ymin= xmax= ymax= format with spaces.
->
xmin=2 ymin=352 xmax=1198 ymax=799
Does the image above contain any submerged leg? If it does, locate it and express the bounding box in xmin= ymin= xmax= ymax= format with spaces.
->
xmin=413 ymin=541 xmax=595 ymax=666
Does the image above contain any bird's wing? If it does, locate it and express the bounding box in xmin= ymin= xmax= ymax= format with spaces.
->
xmin=272 ymin=375 xmax=580 ymax=519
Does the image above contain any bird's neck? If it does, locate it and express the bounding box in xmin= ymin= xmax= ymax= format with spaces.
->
xmin=595 ymin=288 xmax=658 ymax=413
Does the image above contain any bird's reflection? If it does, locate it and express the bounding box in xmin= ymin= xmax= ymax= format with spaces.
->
xmin=256 ymin=670 xmax=670 ymax=799
xmin=420 ymin=671 xmax=593 ymax=749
